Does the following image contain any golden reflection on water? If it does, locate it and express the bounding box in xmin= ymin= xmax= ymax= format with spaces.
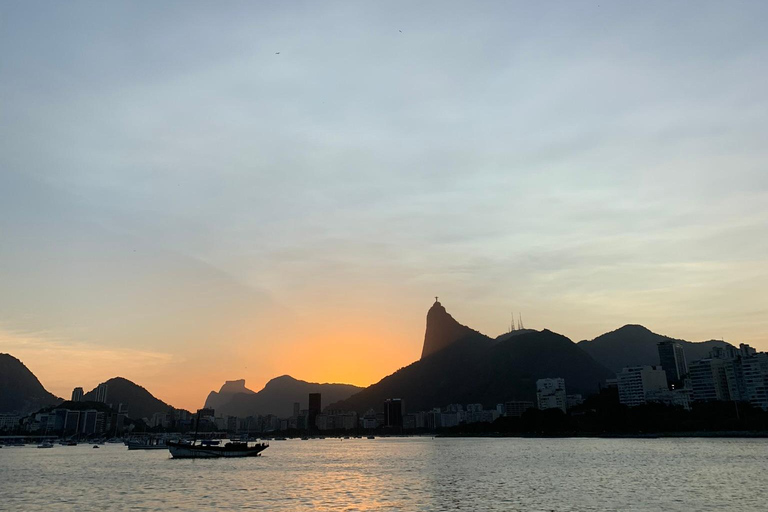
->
xmin=2 ymin=437 xmax=768 ymax=511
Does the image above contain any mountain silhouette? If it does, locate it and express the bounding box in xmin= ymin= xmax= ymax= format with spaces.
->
xmin=0 ymin=353 xmax=62 ymax=415
xmin=577 ymin=324 xmax=734 ymax=373
xmin=421 ymin=299 xmax=486 ymax=359
xmin=331 ymin=304 xmax=613 ymax=413
xmin=83 ymin=377 xmax=175 ymax=420
xmin=203 ymin=375 xmax=362 ymax=418
xmin=204 ymin=379 xmax=256 ymax=413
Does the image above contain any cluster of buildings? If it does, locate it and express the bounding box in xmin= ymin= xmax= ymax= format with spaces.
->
xmin=22 ymin=382 xmax=131 ymax=436
xmin=614 ymin=341 xmax=768 ymax=411
xmin=0 ymin=382 xmax=130 ymax=436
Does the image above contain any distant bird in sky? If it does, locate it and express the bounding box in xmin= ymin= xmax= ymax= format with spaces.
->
xmin=399 ymin=29 xmax=402 ymax=33
xmin=275 ymin=52 xmax=280 ymax=54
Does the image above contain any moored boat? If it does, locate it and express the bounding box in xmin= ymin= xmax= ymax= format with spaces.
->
xmin=167 ymin=440 xmax=268 ymax=459
xmin=126 ymin=436 xmax=169 ymax=450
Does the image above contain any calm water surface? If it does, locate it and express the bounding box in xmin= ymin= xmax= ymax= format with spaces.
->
xmin=2 ymin=437 xmax=767 ymax=511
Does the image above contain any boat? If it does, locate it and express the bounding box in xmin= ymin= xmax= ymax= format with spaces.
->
xmin=367 ymin=436 xmax=375 ymax=439
xmin=127 ymin=438 xmax=168 ymax=450
xmin=167 ymin=440 xmax=268 ymax=459
xmin=92 ymin=445 xmax=100 ymax=449
xmin=38 ymin=441 xmax=54 ymax=449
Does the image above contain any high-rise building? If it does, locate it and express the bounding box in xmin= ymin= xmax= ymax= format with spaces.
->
xmin=616 ymin=366 xmax=668 ymax=407
xmin=504 ymin=401 xmax=535 ymax=417
xmin=536 ymin=378 xmax=567 ymax=413
xmin=657 ymin=341 xmax=688 ymax=388
xmin=689 ymin=357 xmax=741 ymax=402
xmin=739 ymin=352 xmax=768 ymax=410
xmin=384 ymin=398 xmax=404 ymax=428
xmin=308 ymin=393 xmax=321 ymax=430
xmin=96 ymin=382 xmax=109 ymax=404
xmin=293 ymin=402 xmax=300 ymax=418
xmin=71 ymin=387 xmax=84 ymax=402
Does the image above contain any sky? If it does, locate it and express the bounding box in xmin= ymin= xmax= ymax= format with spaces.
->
xmin=1 ymin=1 xmax=767 ymax=411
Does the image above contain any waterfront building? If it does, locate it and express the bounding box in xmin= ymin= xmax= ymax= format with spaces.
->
xmin=739 ymin=352 xmax=768 ymax=409
xmin=657 ymin=341 xmax=688 ymax=388
xmin=293 ymin=402 xmax=300 ymax=418
xmin=71 ymin=387 xmax=84 ymax=402
xmin=308 ymin=393 xmax=321 ymax=429
xmin=0 ymin=413 xmax=21 ymax=431
xmin=96 ymin=382 xmax=109 ymax=404
xmin=566 ymin=394 xmax=584 ymax=409
xmin=403 ymin=411 xmax=426 ymax=430
xmin=425 ymin=408 xmax=442 ymax=429
xmin=384 ymin=398 xmax=404 ymax=428
xmin=536 ymin=378 xmax=567 ymax=413
xmin=440 ymin=411 xmax=460 ymax=428
xmin=362 ymin=409 xmax=378 ymax=429
xmin=80 ymin=410 xmax=105 ymax=434
xmin=464 ymin=408 xmax=498 ymax=424
xmin=150 ymin=412 xmax=171 ymax=429
xmin=617 ymin=366 xmax=668 ymax=407
xmin=504 ymin=401 xmax=535 ymax=417
xmin=317 ymin=410 xmax=358 ymax=430
xmin=688 ymin=357 xmax=741 ymax=402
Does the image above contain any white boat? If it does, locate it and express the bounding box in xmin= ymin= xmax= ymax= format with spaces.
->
xmin=127 ymin=438 xmax=168 ymax=450
xmin=37 ymin=441 xmax=54 ymax=449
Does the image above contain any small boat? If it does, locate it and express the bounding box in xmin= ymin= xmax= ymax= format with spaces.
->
xmin=167 ymin=440 xmax=268 ymax=459
xmin=92 ymin=445 xmax=100 ymax=449
xmin=127 ymin=438 xmax=168 ymax=450
xmin=367 ymin=436 xmax=375 ymax=439
xmin=38 ymin=442 xmax=54 ymax=449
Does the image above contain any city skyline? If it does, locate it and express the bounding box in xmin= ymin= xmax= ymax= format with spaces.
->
xmin=2 ymin=1 xmax=767 ymax=411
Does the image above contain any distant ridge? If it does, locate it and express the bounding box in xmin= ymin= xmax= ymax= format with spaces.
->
xmin=203 ymin=375 xmax=363 ymax=418
xmin=577 ymin=324 xmax=734 ymax=373
xmin=83 ymin=377 xmax=175 ymax=420
xmin=0 ymin=353 xmax=62 ymax=415
xmin=205 ymin=379 xmax=256 ymax=413
xmin=331 ymin=303 xmax=613 ymax=413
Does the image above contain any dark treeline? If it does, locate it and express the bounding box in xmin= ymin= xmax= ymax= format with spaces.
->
xmin=437 ymin=392 xmax=768 ymax=437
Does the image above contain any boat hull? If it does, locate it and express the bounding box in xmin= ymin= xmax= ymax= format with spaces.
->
xmin=167 ymin=442 xmax=268 ymax=459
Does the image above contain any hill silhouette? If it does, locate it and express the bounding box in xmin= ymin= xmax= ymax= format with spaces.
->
xmin=83 ymin=377 xmax=175 ymax=420
xmin=330 ymin=304 xmax=613 ymax=413
xmin=577 ymin=325 xmax=734 ymax=373
xmin=203 ymin=375 xmax=363 ymax=418
xmin=421 ymin=299 xmax=486 ymax=359
xmin=0 ymin=353 xmax=62 ymax=414
xmin=204 ymin=379 xmax=256 ymax=413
